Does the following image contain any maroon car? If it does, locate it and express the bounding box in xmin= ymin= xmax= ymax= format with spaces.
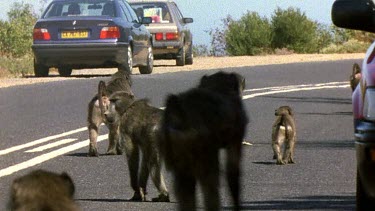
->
xmin=332 ymin=0 xmax=375 ymax=209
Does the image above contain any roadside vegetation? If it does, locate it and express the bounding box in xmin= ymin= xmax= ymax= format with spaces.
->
xmin=0 ymin=2 xmax=372 ymax=77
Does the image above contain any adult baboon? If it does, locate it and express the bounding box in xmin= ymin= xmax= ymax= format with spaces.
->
xmin=350 ymin=63 xmax=361 ymax=92
xmin=272 ymin=106 xmax=297 ymax=165
xmin=7 ymin=169 xmax=79 ymax=211
xmin=160 ymin=71 xmax=248 ymax=211
xmin=87 ymin=71 xmax=133 ymax=156
xmin=104 ymin=92 xmax=170 ymax=202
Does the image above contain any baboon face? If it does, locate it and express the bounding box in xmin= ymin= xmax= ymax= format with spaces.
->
xmin=105 ymin=92 xmax=134 ymax=123
xmin=275 ymin=106 xmax=293 ymax=116
xmin=95 ymin=96 xmax=110 ymax=111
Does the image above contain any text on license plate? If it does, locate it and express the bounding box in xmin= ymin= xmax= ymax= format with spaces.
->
xmin=61 ymin=31 xmax=89 ymax=39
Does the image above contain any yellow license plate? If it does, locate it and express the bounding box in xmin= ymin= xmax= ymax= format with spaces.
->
xmin=61 ymin=30 xmax=89 ymax=39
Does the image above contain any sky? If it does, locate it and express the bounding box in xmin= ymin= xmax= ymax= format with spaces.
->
xmin=0 ymin=0 xmax=335 ymax=45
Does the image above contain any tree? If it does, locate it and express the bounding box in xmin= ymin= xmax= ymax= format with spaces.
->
xmin=271 ymin=7 xmax=319 ymax=53
xmin=0 ymin=2 xmax=38 ymax=57
xmin=225 ymin=11 xmax=272 ymax=56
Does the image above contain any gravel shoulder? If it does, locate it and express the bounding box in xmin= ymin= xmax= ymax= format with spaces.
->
xmin=0 ymin=53 xmax=365 ymax=88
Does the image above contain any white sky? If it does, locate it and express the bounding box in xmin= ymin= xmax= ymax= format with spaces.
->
xmin=0 ymin=0 xmax=335 ymax=45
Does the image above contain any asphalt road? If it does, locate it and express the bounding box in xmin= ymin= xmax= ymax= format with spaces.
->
xmin=0 ymin=59 xmax=362 ymax=210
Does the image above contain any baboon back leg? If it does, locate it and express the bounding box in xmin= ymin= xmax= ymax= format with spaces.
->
xmin=124 ymin=136 xmax=142 ymax=200
xmin=199 ymin=152 xmax=220 ymax=211
xmin=106 ymin=123 xmax=121 ymax=155
xmin=174 ymin=170 xmax=196 ymax=211
xmin=272 ymin=132 xmax=285 ymax=165
xmin=88 ymin=123 xmax=101 ymax=157
xmin=226 ymin=142 xmax=242 ymax=211
xmin=284 ymin=137 xmax=296 ymax=164
xmin=147 ymin=151 xmax=169 ymax=202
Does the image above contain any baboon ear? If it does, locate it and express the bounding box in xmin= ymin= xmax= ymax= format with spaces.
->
xmin=287 ymin=107 xmax=293 ymax=115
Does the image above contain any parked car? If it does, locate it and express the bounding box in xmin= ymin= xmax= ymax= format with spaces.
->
xmin=128 ymin=0 xmax=193 ymax=66
xmin=32 ymin=0 xmax=154 ymax=77
xmin=332 ymin=0 xmax=375 ymax=209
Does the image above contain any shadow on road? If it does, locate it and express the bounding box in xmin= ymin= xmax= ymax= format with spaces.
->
xmin=231 ymin=195 xmax=355 ymax=210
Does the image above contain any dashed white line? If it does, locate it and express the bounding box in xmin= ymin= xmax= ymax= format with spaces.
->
xmin=25 ymin=139 xmax=77 ymax=153
xmin=0 ymin=135 xmax=107 ymax=178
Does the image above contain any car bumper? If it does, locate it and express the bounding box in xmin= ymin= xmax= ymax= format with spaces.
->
xmin=152 ymin=41 xmax=180 ymax=58
xmin=32 ymin=42 xmax=129 ymax=68
xmin=355 ymin=120 xmax=375 ymax=198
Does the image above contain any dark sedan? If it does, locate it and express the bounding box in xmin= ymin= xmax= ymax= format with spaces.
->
xmin=32 ymin=0 xmax=154 ymax=77
xmin=332 ymin=0 xmax=375 ymax=209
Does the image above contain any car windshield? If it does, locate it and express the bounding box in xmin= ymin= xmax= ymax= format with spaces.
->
xmin=43 ymin=0 xmax=116 ymax=18
xmin=129 ymin=3 xmax=172 ymax=23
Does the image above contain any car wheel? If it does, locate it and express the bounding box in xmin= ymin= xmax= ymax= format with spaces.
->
xmin=58 ymin=66 xmax=73 ymax=77
xmin=34 ymin=60 xmax=49 ymax=77
xmin=139 ymin=46 xmax=153 ymax=74
xmin=176 ymin=45 xmax=185 ymax=66
xmin=357 ymin=170 xmax=375 ymax=209
xmin=185 ymin=43 xmax=193 ymax=65
xmin=119 ymin=45 xmax=133 ymax=74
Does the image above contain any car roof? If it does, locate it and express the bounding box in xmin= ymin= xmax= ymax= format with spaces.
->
xmin=128 ymin=0 xmax=175 ymax=3
xmin=50 ymin=0 xmax=115 ymax=2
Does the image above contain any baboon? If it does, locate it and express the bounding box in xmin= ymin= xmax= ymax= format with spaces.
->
xmin=160 ymin=71 xmax=248 ymax=211
xmin=350 ymin=63 xmax=362 ymax=92
xmin=104 ymin=92 xmax=170 ymax=202
xmin=272 ymin=106 xmax=297 ymax=165
xmin=87 ymin=71 xmax=133 ymax=156
xmin=7 ymin=169 xmax=79 ymax=211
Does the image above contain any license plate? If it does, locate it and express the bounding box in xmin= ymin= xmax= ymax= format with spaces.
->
xmin=61 ymin=30 xmax=89 ymax=39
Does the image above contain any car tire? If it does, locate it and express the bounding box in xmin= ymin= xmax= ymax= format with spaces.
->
xmin=176 ymin=45 xmax=185 ymax=66
xmin=34 ymin=60 xmax=49 ymax=77
xmin=357 ymin=170 xmax=375 ymax=209
xmin=58 ymin=66 xmax=73 ymax=77
xmin=119 ymin=45 xmax=133 ymax=74
xmin=139 ymin=46 xmax=153 ymax=74
xmin=185 ymin=43 xmax=193 ymax=65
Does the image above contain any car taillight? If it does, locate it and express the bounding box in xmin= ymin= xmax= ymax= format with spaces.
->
xmin=33 ymin=28 xmax=51 ymax=40
xmin=363 ymin=88 xmax=375 ymax=120
xmin=155 ymin=33 xmax=163 ymax=41
xmin=100 ymin=26 xmax=120 ymax=39
xmin=166 ymin=32 xmax=178 ymax=40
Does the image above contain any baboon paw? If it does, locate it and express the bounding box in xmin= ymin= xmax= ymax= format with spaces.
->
xmin=88 ymin=149 xmax=99 ymax=157
xmin=288 ymin=160 xmax=296 ymax=164
xmin=152 ymin=194 xmax=170 ymax=202
xmin=129 ymin=191 xmax=146 ymax=202
xmin=276 ymin=160 xmax=286 ymax=165
xmin=106 ymin=149 xmax=117 ymax=155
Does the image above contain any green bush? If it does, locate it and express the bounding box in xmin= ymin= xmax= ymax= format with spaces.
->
xmin=321 ymin=39 xmax=370 ymax=54
xmin=226 ymin=11 xmax=272 ymax=56
xmin=271 ymin=7 xmax=319 ymax=53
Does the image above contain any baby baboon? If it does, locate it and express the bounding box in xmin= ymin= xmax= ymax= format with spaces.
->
xmin=7 ymin=169 xmax=79 ymax=211
xmin=161 ymin=71 xmax=248 ymax=211
xmin=87 ymin=71 xmax=133 ymax=156
xmin=104 ymin=92 xmax=170 ymax=202
xmin=272 ymin=106 xmax=297 ymax=165
xmin=350 ymin=62 xmax=362 ymax=92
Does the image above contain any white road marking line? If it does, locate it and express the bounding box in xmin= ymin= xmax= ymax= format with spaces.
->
xmin=244 ymin=81 xmax=348 ymax=92
xmin=0 ymin=134 xmax=107 ymax=178
xmin=0 ymin=127 xmax=87 ymax=156
xmin=243 ymin=84 xmax=349 ymax=100
xmin=25 ymin=139 xmax=77 ymax=153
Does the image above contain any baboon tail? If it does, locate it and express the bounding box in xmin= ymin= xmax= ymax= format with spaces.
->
xmin=98 ymin=81 xmax=107 ymax=120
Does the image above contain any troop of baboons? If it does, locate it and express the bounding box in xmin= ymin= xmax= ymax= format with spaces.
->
xmin=6 ymin=69 xmax=303 ymax=210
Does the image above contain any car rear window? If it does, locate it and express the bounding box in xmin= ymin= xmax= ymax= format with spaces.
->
xmin=129 ymin=3 xmax=173 ymax=23
xmin=43 ymin=0 xmax=116 ymax=18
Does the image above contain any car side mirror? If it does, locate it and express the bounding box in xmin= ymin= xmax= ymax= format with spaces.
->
xmin=183 ymin=17 xmax=193 ymax=24
xmin=332 ymin=0 xmax=375 ymax=32
xmin=141 ymin=17 xmax=152 ymax=24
